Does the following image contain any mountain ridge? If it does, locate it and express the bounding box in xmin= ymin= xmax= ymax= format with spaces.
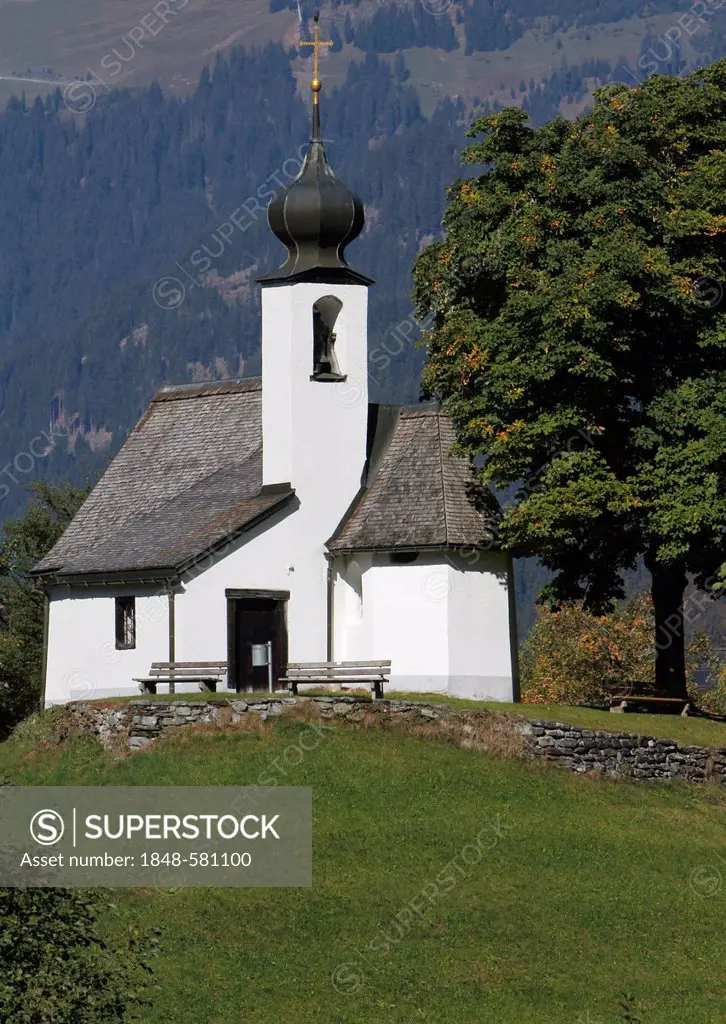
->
xmin=2 ymin=0 xmax=726 ymax=638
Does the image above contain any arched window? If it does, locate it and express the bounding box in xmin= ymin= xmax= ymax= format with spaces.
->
xmin=312 ymin=296 xmax=345 ymax=381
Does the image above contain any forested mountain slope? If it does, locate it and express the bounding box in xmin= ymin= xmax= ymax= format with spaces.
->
xmin=3 ymin=0 xmax=726 ymax=637
xmin=0 ymin=46 xmax=465 ymax=514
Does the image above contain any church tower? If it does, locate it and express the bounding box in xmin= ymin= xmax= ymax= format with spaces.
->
xmin=259 ymin=16 xmax=372 ymax=519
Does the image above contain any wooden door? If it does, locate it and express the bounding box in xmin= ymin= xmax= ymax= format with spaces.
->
xmin=228 ymin=597 xmax=287 ymax=692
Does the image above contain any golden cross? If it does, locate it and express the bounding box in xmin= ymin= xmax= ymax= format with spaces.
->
xmin=300 ymin=12 xmax=333 ymax=101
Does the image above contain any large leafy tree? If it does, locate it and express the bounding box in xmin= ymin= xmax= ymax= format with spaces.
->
xmin=413 ymin=62 xmax=726 ymax=699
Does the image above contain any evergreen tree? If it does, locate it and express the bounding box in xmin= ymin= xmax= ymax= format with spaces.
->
xmin=394 ymin=51 xmax=410 ymax=84
xmin=343 ymin=11 xmax=354 ymax=44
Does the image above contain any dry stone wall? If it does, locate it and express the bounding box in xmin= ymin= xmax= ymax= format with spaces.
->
xmin=527 ymin=720 xmax=721 ymax=782
xmin=62 ymin=696 xmax=726 ymax=784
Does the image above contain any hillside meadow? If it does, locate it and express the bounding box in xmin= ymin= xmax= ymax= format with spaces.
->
xmin=2 ymin=714 xmax=726 ymax=1022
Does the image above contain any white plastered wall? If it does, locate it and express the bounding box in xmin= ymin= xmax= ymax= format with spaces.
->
xmin=175 ymin=501 xmax=323 ymax=668
xmin=44 ymin=279 xmax=372 ymax=705
xmin=44 ymin=586 xmax=170 ymax=704
xmin=445 ymin=549 xmax=515 ymax=701
xmin=261 ymin=281 xmax=370 ymax=491
xmin=333 ymin=550 xmax=516 ymax=701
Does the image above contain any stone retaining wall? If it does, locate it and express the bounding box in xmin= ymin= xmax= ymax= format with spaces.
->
xmin=528 ymin=720 xmax=723 ymax=782
xmin=62 ymin=696 xmax=726 ymax=784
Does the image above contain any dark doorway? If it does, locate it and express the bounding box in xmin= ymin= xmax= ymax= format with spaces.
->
xmin=227 ymin=591 xmax=288 ymax=692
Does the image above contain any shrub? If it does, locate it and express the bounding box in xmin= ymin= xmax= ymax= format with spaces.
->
xmin=521 ymin=593 xmax=655 ymax=706
xmin=0 ymin=634 xmax=38 ymax=739
xmin=686 ymin=631 xmax=726 ymax=716
xmin=0 ymin=482 xmax=88 ymax=737
xmin=0 ymin=887 xmax=160 ymax=1022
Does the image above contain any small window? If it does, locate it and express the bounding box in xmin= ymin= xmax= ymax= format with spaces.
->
xmin=115 ymin=596 xmax=136 ymax=650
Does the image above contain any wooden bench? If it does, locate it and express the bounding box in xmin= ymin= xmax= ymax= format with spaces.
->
xmin=133 ymin=661 xmax=228 ymax=695
xmin=609 ymin=694 xmax=691 ymax=716
xmin=280 ymin=661 xmax=392 ymax=700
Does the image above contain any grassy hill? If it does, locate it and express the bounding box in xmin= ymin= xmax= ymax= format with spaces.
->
xmin=2 ymin=713 xmax=725 ymax=1022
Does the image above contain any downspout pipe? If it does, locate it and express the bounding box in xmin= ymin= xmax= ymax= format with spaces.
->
xmin=326 ymin=555 xmax=334 ymax=663
xmin=167 ymin=586 xmax=176 ymax=694
xmin=507 ymin=552 xmax=521 ymax=702
xmin=39 ymin=591 xmax=50 ymax=711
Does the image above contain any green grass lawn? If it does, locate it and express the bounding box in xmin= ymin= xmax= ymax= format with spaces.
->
xmin=2 ymin=720 xmax=726 ymax=1022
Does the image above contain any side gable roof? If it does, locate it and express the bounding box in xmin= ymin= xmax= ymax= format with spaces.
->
xmin=327 ymin=408 xmax=501 ymax=554
xmin=33 ymin=379 xmax=294 ymax=583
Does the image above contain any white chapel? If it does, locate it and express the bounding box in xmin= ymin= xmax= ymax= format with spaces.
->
xmin=33 ymin=51 xmax=519 ymax=705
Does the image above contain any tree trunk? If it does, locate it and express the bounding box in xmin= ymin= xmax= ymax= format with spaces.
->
xmin=648 ymin=558 xmax=688 ymax=699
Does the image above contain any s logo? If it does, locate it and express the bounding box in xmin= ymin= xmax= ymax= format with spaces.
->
xmin=30 ymin=809 xmax=65 ymax=846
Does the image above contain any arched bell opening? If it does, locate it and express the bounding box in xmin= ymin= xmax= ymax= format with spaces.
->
xmin=311 ymin=295 xmax=346 ymax=381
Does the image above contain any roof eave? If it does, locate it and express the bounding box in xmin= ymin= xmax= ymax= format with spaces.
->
xmin=327 ymin=538 xmax=502 ymax=557
xmin=35 ymin=490 xmax=297 ymax=590
xmin=33 ymin=568 xmax=178 ymax=589
xmin=258 ymin=266 xmax=374 ymax=287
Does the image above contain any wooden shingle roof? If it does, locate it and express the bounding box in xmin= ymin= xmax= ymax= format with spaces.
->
xmin=327 ymin=408 xmax=501 ymax=554
xmin=33 ymin=378 xmax=294 ymax=582
xmin=34 ymin=386 xmax=500 ymax=583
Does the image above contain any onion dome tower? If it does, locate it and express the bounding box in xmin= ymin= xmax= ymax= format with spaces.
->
xmin=259 ymin=14 xmax=372 ymax=500
xmin=260 ymin=14 xmax=372 ymax=286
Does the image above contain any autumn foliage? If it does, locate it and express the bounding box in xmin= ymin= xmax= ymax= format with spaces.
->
xmin=521 ymin=594 xmax=655 ymax=705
